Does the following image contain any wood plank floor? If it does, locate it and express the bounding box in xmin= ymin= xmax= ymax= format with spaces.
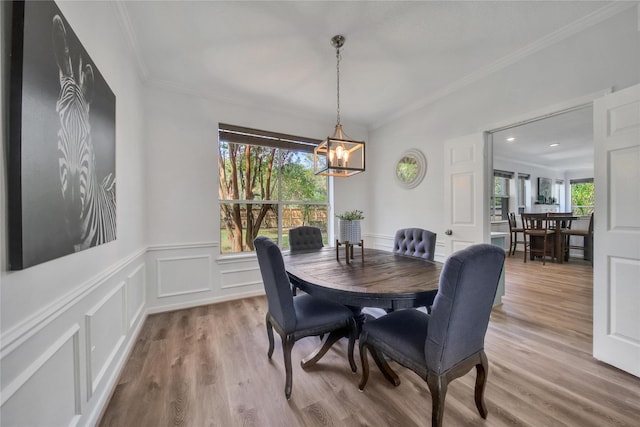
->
xmin=99 ymin=252 xmax=640 ymax=426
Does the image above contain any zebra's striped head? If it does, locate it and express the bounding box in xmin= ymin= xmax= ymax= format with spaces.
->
xmin=53 ymin=15 xmax=94 ymax=240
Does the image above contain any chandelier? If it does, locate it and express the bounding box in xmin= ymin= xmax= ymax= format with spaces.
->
xmin=314 ymin=35 xmax=365 ymax=177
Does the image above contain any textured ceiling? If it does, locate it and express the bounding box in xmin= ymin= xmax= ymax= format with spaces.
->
xmin=117 ymin=1 xmax=623 ymax=169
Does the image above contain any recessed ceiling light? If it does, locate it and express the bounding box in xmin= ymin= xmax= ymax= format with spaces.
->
xmin=549 ymin=143 xmax=560 ymax=147
xmin=506 ymin=137 xmax=515 ymax=142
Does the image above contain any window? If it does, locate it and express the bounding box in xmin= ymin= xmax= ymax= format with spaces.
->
xmin=218 ymin=124 xmax=329 ymax=253
xmin=517 ymin=173 xmax=530 ymax=214
xmin=554 ymin=179 xmax=564 ymax=207
xmin=570 ymin=178 xmax=594 ymax=216
xmin=491 ymin=170 xmax=513 ymax=221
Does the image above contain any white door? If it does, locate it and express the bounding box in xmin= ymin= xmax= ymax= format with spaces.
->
xmin=443 ymin=132 xmax=489 ymax=257
xmin=593 ymin=84 xmax=640 ymax=377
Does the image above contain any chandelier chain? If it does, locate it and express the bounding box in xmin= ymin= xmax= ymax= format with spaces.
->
xmin=336 ymin=47 xmax=341 ymax=125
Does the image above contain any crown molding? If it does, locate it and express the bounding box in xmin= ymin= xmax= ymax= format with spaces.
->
xmin=145 ymin=76 xmax=370 ymax=133
xmin=113 ymin=0 xmax=149 ymax=79
xmin=375 ymin=2 xmax=636 ymax=131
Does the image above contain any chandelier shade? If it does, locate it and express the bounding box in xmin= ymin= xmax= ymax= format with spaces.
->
xmin=314 ymin=35 xmax=365 ymax=177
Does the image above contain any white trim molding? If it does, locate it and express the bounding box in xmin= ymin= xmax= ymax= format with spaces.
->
xmin=84 ymin=282 xmax=127 ymax=399
xmin=156 ymin=255 xmax=212 ymax=298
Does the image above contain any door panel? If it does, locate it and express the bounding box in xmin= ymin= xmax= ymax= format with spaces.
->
xmin=593 ymin=84 xmax=640 ymax=377
xmin=443 ymin=133 xmax=488 ymax=257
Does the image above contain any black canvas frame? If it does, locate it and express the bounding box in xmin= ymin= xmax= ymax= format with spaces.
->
xmin=8 ymin=0 xmax=116 ymax=270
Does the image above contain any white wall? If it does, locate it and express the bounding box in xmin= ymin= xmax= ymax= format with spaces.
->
xmin=1 ymin=2 xmax=147 ymax=425
xmin=366 ymin=6 xmax=639 ymax=255
xmin=1 ymin=2 xmax=638 ymax=426
xmin=493 ymin=157 xmax=566 ymax=210
xmin=143 ymin=83 xmax=369 ymax=313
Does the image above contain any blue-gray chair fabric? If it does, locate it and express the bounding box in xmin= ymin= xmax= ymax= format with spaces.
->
xmin=289 ymin=226 xmax=324 ymax=252
xmin=393 ymin=228 xmax=437 ymax=261
xmin=359 ymin=244 xmax=505 ymax=426
xmin=254 ymin=236 xmax=356 ymax=399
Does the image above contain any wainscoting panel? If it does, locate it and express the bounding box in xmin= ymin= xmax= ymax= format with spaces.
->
xmin=146 ymin=243 xmax=264 ymax=314
xmin=126 ymin=264 xmax=146 ymax=328
xmin=1 ymin=326 xmax=81 ymax=427
xmin=156 ymin=255 xmax=212 ymax=298
xmin=0 ymin=250 xmax=148 ymax=427
xmin=85 ymin=283 xmax=126 ymax=398
xmin=220 ymin=264 xmax=262 ymax=290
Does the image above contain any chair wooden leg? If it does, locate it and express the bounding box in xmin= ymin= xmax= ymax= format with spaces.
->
xmin=426 ymin=374 xmax=448 ymax=427
xmin=358 ymin=341 xmax=370 ymax=391
xmin=523 ymin=239 xmax=528 ymax=263
xmin=347 ymin=318 xmax=357 ymax=373
xmin=369 ymin=346 xmax=400 ymax=386
xmin=474 ymin=351 xmax=489 ymax=418
xmin=542 ymin=236 xmax=547 ymax=265
xmin=266 ymin=314 xmax=275 ymax=359
xmin=283 ymin=334 xmax=295 ymax=400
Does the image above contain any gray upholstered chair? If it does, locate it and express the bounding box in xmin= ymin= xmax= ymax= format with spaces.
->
xmin=254 ymin=236 xmax=357 ymax=399
xmin=289 ymin=226 xmax=324 ymax=252
xmin=393 ymin=228 xmax=437 ymax=261
xmin=358 ymin=244 xmax=505 ymax=427
xmin=288 ymin=226 xmax=324 ymax=295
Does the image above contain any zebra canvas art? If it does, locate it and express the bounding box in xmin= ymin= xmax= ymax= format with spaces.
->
xmin=9 ymin=1 xmax=116 ymax=270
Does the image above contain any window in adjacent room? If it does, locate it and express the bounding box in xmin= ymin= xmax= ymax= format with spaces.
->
xmin=554 ymin=179 xmax=564 ymax=207
xmin=570 ymin=178 xmax=594 ymax=216
xmin=491 ymin=170 xmax=513 ymax=221
xmin=516 ymin=173 xmax=530 ymax=214
xmin=218 ymin=124 xmax=329 ymax=254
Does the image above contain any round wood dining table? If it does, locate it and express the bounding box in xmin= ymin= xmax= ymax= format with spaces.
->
xmin=283 ymin=247 xmax=442 ymax=311
xmin=283 ymin=247 xmax=442 ymax=382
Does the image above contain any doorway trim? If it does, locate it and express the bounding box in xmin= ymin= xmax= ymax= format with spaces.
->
xmin=484 ymin=89 xmax=611 ymax=135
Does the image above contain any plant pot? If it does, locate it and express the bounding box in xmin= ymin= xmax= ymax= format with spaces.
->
xmin=339 ymin=220 xmax=361 ymax=243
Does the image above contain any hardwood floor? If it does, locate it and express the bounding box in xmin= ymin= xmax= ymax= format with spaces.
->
xmin=99 ymin=253 xmax=640 ymax=426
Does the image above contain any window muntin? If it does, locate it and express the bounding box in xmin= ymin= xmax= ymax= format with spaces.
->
xmin=218 ymin=125 xmax=328 ymax=254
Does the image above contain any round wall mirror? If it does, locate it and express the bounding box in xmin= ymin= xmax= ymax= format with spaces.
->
xmin=395 ymin=149 xmax=427 ymax=189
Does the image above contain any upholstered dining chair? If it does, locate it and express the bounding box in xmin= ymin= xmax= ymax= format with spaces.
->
xmin=393 ymin=228 xmax=437 ymax=261
xmin=507 ymin=212 xmax=525 ymax=256
xmin=289 ymin=226 xmax=324 ymax=252
xmin=361 ymin=227 xmax=438 ymax=319
xmin=521 ymin=213 xmax=555 ymax=265
xmin=254 ymin=236 xmax=357 ymax=399
xmin=288 ymin=226 xmax=324 ymax=295
xmin=358 ymin=244 xmax=505 ymax=427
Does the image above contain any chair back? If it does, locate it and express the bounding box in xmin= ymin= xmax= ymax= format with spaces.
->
xmin=425 ymin=244 xmax=505 ymax=374
xmin=393 ymin=228 xmax=437 ymax=260
xmin=508 ymin=212 xmax=519 ymax=231
xmin=521 ymin=213 xmax=549 ymax=231
xmin=588 ymin=212 xmax=594 ymax=233
xmin=289 ymin=226 xmax=324 ymax=252
xmin=254 ymin=236 xmax=296 ymax=333
xmin=547 ymin=212 xmax=573 ymax=229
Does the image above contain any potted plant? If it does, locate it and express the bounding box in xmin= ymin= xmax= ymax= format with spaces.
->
xmin=336 ymin=210 xmax=364 ymax=243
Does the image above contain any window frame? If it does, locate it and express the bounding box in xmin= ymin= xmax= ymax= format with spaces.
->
xmin=569 ymin=178 xmax=594 ymax=216
xmin=491 ymin=170 xmax=513 ymax=222
xmin=218 ymin=124 xmax=330 ymax=254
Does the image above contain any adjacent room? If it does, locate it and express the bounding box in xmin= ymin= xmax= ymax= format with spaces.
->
xmin=1 ymin=1 xmax=639 ymax=426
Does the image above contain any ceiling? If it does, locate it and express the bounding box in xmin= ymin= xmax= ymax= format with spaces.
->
xmin=117 ymin=1 xmax=616 ymax=169
xmin=492 ymin=106 xmax=594 ymax=171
